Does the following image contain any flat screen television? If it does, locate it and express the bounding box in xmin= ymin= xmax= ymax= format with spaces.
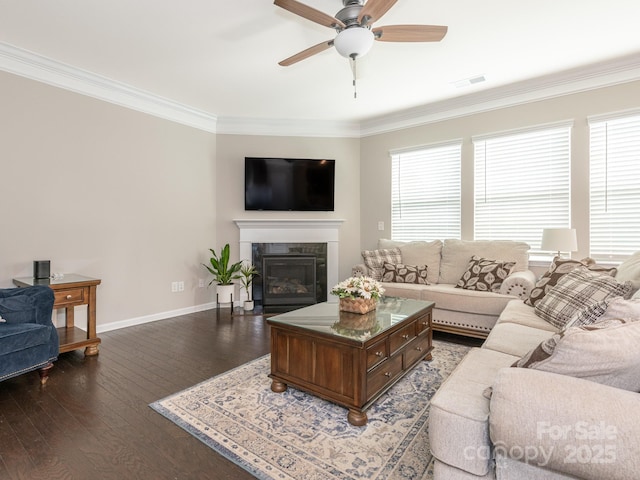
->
xmin=244 ymin=157 xmax=335 ymax=211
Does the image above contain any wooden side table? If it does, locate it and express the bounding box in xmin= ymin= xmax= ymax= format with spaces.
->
xmin=13 ymin=274 xmax=102 ymax=356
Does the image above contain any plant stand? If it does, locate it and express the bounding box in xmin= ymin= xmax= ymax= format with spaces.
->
xmin=216 ymin=292 xmax=234 ymax=317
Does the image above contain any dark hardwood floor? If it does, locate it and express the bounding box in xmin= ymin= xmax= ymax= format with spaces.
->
xmin=0 ymin=309 xmax=271 ymax=480
xmin=0 ymin=308 xmax=481 ymax=480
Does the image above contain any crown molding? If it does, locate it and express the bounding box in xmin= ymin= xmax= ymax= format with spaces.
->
xmin=360 ymin=53 xmax=640 ymax=137
xmin=2 ymin=41 xmax=639 ymax=138
xmin=216 ymin=115 xmax=361 ymax=138
xmin=0 ymin=42 xmax=217 ymax=133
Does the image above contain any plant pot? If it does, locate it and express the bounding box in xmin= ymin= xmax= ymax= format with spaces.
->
xmin=243 ymin=300 xmax=254 ymax=311
xmin=216 ymin=284 xmax=235 ymax=304
xmin=339 ymin=297 xmax=377 ymax=314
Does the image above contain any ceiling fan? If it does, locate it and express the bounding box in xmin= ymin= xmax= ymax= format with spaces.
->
xmin=274 ymin=0 xmax=448 ymax=67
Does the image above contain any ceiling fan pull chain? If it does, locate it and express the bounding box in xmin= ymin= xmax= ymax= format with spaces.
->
xmin=351 ymin=55 xmax=358 ymax=99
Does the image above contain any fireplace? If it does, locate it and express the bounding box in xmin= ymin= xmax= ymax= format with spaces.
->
xmin=262 ymin=255 xmax=317 ymax=307
xmin=234 ymin=218 xmax=344 ymax=310
xmin=252 ymin=243 xmax=327 ymax=312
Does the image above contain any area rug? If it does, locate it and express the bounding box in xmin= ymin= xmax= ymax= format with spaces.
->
xmin=150 ymin=340 xmax=471 ymax=480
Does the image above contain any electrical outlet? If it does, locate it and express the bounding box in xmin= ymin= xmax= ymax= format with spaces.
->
xmin=198 ymin=278 xmax=205 ymax=288
xmin=178 ymin=281 xmax=185 ymax=292
xmin=171 ymin=281 xmax=178 ymax=293
xmin=377 ymin=221 xmax=384 ymax=231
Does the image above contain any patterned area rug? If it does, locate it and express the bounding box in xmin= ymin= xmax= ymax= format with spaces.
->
xmin=150 ymin=340 xmax=470 ymax=480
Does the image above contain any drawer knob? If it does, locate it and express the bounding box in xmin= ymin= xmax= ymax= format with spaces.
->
xmin=402 ymin=334 xmax=410 ymax=340
xmin=375 ymin=351 xmax=384 ymax=357
xmin=384 ymin=372 xmax=391 ymax=377
xmin=422 ymin=321 xmax=429 ymax=326
xmin=416 ymin=347 xmax=423 ymax=352
xmin=66 ymin=294 xmax=72 ymax=299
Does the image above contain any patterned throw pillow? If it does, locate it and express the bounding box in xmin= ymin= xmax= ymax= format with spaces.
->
xmin=455 ymin=256 xmax=516 ymax=293
xmin=381 ymin=263 xmax=428 ymax=284
xmin=361 ymin=248 xmax=402 ymax=281
xmin=525 ymin=257 xmax=617 ymax=307
xmin=534 ymin=267 xmax=633 ymax=329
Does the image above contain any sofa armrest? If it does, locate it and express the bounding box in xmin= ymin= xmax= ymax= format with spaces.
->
xmin=490 ymin=368 xmax=640 ymax=480
xmin=352 ymin=264 xmax=370 ymax=277
xmin=0 ymin=286 xmax=55 ymax=326
xmin=499 ymin=269 xmax=536 ymax=299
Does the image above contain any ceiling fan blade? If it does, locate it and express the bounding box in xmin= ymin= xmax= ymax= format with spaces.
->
xmin=357 ymin=0 xmax=398 ymax=26
xmin=373 ymin=24 xmax=448 ymax=42
xmin=274 ymin=0 xmax=345 ymax=29
xmin=278 ymin=40 xmax=334 ymax=66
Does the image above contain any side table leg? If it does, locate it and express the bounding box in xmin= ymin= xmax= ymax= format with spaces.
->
xmin=85 ymin=345 xmax=100 ymax=356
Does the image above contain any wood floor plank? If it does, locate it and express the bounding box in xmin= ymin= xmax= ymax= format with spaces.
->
xmin=0 ymin=308 xmax=468 ymax=480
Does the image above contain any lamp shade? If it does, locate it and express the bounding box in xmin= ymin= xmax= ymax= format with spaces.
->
xmin=541 ymin=228 xmax=578 ymax=255
xmin=334 ymin=27 xmax=374 ymax=59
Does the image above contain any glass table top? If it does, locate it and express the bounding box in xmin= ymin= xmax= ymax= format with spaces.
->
xmin=267 ymin=296 xmax=433 ymax=342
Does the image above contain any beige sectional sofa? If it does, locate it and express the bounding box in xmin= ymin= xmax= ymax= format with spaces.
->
xmin=353 ymin=239 xmax=537 ymax=338
xmin=429 ymin=259 xmax=640 ymax=479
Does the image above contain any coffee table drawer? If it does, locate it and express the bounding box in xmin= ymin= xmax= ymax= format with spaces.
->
xmin=366 ymin=338 xmax=388 ymax=370
xmin=404 ymin=334 xmax=432 ymax=367
xmin=367 ymin=354 xmax=403 ymax=397
xmin=389 ymin=322 xmax=417 ymax=354
xmin=416 ymin=312 xmax=431 ymax=335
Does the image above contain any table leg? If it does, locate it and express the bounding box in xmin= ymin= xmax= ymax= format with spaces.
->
xmin=347 ymin=409 xmax=368 ymax=426
xmin=271 ymin=380 xmax=287 ymax=393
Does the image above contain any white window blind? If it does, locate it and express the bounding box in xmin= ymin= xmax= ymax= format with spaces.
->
xmin=391 ymin=142 xmax=461 ymax=241
xmin=473 ymin=124 xmax=572 ymax=253
xmin=589 ymin=112 xmax=640 ymax=262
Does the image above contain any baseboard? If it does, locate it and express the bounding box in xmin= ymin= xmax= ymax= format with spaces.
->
xmin=97 ymin=302 xmax=218 ymax=334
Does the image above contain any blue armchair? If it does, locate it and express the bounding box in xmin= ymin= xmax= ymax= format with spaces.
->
xmin=0 ymin=285 xmax=59 ymax=384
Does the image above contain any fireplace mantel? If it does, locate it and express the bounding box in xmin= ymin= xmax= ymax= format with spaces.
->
xmin=234 ymin=219 xmax=345 ymax=302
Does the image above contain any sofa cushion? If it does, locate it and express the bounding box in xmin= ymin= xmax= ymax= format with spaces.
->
xmin=380 ymin=282 xmax=424 ymax=300
xmin=429 ymin=347 xmax=520 ymax=476
xmin=525 ymin=257 xmax=617 ymax=307
xmin=513 ymin=318 xmax=640 ymax=392
xmin=0 ymin=323 xmax=51 ymax=355
xmin=420 ymin=284 xmax=515 ymax=316
xmin=438 ymin=239 xmax=529 ymax=285
xmin=378 ymin=239 xmax=443 ymax=284
xmin=381 ymin=262 xmax=428 ymax=284
xmin=361 ymin=248 xmax=401 ymax=281
xmin=534 ymin=267 xmax=633 ymax=329
xmin=456 ymin=256 xmax=516 ymax=293
xmin=496 ymin=299 xmax=559 ymax=332
xmin=482 ymin=322 xmax=555 ymax=357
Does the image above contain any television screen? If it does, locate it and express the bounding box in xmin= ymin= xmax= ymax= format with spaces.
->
xmin=245 ymin=157 xmax=335 ymax=211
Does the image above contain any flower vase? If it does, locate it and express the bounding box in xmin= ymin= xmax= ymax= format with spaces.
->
xmin=339 ymin=297 xmax=377 ymax=314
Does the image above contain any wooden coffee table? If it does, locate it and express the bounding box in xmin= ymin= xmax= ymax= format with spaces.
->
xmin=267 ymin=296 xmax=434 ymax=426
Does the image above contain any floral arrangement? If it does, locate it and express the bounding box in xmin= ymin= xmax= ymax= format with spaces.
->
xmin=330 ymin=276 xmax=385 ymax=300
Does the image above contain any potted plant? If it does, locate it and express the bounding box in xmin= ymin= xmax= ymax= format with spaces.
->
xmin=239 ymin=262 xmax=260 ymax=311
xmin=203 ymin=244 xmax=243 ymax=304
xmin=330 ymin=276 xmax=385 ymax=314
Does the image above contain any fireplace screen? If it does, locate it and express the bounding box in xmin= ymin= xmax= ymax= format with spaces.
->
xmin=262 ymin=255 xmax=317 ymax=307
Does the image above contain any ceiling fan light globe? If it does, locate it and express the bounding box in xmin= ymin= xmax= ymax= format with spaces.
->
xmin=334 ymin=27 xmax=374 ymax=58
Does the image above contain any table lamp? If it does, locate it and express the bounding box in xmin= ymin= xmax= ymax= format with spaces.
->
xmin=541 ymin=228 xmax=578 ymax=257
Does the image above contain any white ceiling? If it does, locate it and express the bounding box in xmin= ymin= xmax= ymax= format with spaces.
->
xmin=1 ymin=0 xmax=640 ymax=130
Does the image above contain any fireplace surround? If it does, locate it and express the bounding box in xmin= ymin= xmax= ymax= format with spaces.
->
xmin=234 ymin=219 xmax=344 ymax=309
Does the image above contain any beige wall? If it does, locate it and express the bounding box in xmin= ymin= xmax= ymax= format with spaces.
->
xmin=215 ymin=134 xmax=361 ymax=281
xmin=360 ymin=80 xmax=640 ymax=261
xmin=3 ymin=66 xmax=639 ymax=332
xmin=0 ymin=71 xmax=217 ymax=330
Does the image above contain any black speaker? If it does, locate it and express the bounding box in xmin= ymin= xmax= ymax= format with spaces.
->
xmin=33 ymin=260 xmax=50 ymax=279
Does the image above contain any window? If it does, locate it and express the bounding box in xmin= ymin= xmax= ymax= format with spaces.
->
xmin=391 ymin=142 xmax=461 ymax=241
xmin=473 ymin=123 xmax=572 ymax=254
xmin=589 ymin=112 xmax=640 ymax=262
